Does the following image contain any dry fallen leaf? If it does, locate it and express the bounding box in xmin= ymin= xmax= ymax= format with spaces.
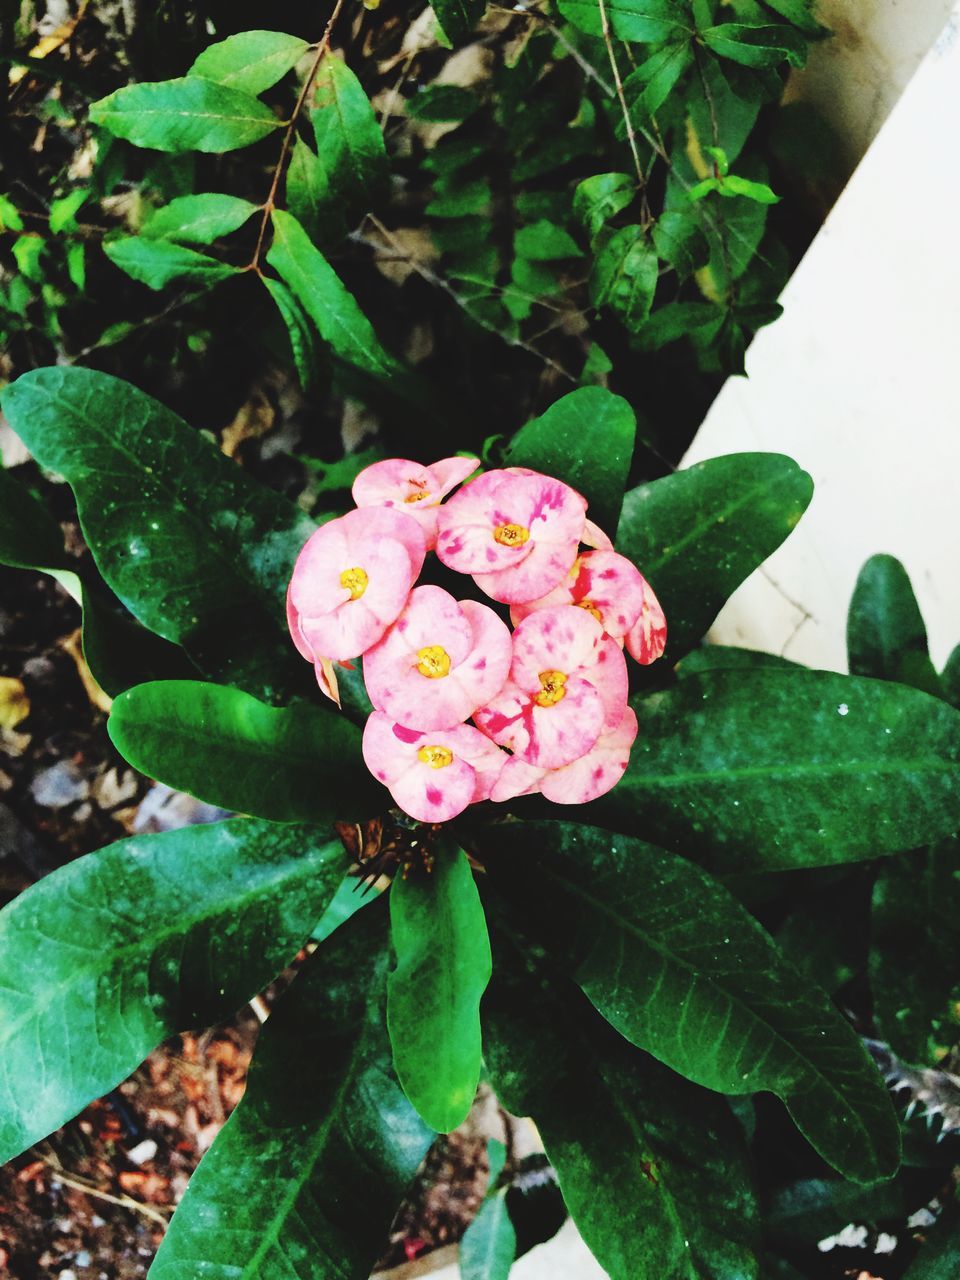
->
xmin=0 ymin=676 xmax=30 ymax=730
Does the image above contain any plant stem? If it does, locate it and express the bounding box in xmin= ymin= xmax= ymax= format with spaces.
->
xmin=596 ymin=0 xmax=645 ymax=189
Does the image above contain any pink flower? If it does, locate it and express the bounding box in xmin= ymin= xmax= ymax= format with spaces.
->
xmin=510 ymin=550 xmax=653 ymax=641
xmin=287 ymin=508 xmax=426 ymax=663
xmin=364 ymin=585 xmax=512 ymax=731
xmin=435 ymin=468 xmax=587 ymax=604
xmin=362 ymin=712 xmax=506 ymax=822
xmin=491 ymin=707 xmax=638 ymax=805
xmin=352 ymin=455 xmax=478 ymax=549
xmin=625 ymin=578 xmax=668 ymax=664
xmin=474 ymin=606 xmax=628 ymax=769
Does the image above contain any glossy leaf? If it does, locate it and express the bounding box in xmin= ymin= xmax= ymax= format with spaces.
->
xmin=307 ymin=55 xmax=387 ymax=232
xmin=558 ymin=0 xmax=691 ymax=42
xmin=651 ymin=209 xmax=708 ymax=278
xmin=459 ymin=1189 xmax=516 ymax=1280
xmin=870 ymin=837 xmax=960 ymax=1061
xmin=0 ymin=465 xmax=71 ymax=572
xmin=108 ymin=679 xmax=382 ymax=825
xmin=0 ymin=818 xmax=346 ymax=1164
xmin=600 ymin=669 xmax=960 ymax=872
xmin=765 ymin=1177 xmax=904 ymax=1248
xmin=676 ymin=645 xmax=802 ymax=676
xmin=262 ymin=274 xmax=320 ymax=391
xmin=285 ymin=134 xmax=330 ymax=243
xmin=388 ymin=846 xmax=491 ymax=1132
xmin=633 ymin=300 xmax=724 ymax=351
xmin=482 ymin=925 xmax=761 ymax=1278
xmin=700 ymin=23 xmax=808 ymax=69
xmin=847 ymin=553 xmax=942 ymax=696
xmin=188 ymin=29 xmax=310 ymax=95
xmin=104 ymin=237 xmax=240 ymax=289
xmin=615 ymin=453 xmax=813 ymax=659
xmin=89 ymin=78 xmax=282 ymax=153
xmin=482 ymin=822 xmax=900 ymax=1183
xmin=431 ymin=0 xmax=487 ymax=44
xmin=0 ymin=366 xmax=315 ymax=695
xmin=622 ymin=42 xmax=694 ymax=124
xmin=589 ymin=225 xmax=659 ymax=331
xmin=573 ymin=172 xmax=635 ymax=243
xmin=142 ymin=193 xmax=258 ymax=244
xmin=507 ymin=386 xmax=636 ymax=535
xmin=149 ymin=905 xmax=434 ymax=1280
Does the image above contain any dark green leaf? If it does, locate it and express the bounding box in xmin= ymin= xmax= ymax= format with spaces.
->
xmin=943 ymin=645 xmax=960 ymax=709
xmin=589 ymin=225 xmax=659 ymax=330
xmin=104 ymin=237 xmax=239 ymax=289
xmin=0 ymin=367 xmax=315 ymax=695
xmin=676 ymin=645 xmax=802 ymax=675
xmin=616 ymin=452 xmax=813 ymax=659
xmin=572 ymin=172 xmax=635 ymax=242
xmin=700 ymin=23 xmax=808 ymax=69
xmin=766 ymin=1177 xmax=904 ymax=1246
xmin=558 ymin=0 xmax=692 ymax=42
xmin=262 ymin=274 xmax=320 ymax=392
xmin=651 ymin=210 xmax=708 ymax=278
xmin=507 ymin=386 xmax=636 ymax=535
xmin=483 ymin=822 xmax=899 ymax=1183
xmin=633 ymin=300 xmax=724 ymax=350
xmin=307 ymin=54 xmax=387 ymax=228
xmin=847 ymin=554 xmax=942 ymax=697
xmin=431 ymin=0 xmax=487 ymax=44
xmin=0 ymin=465 xmax=70 ymax=571
xmin=142 ymin=193 xmax=258 ymax=243
xmin=406 ymin=84 xmax=479 ymax=121
xmin=903 ymin=1205 xmax=960 ymax=1278
xmin=870 ymin=838 xmax=960 ymax=1061
xmin=388 ymin=846 xmax=491 ymax=1132
xmin=285 ymin=135 xmax=337 ymax=244
xmin=108 ymin=679 xmax=382 ymax=825
xmin=482 ymin=925 xmax=761 ymax=1278
xmin=761 ymin=0 xmax=825 ymax=36
xmin=311 ymin=875 xmax=375 ymax=944
xmin=188 ymin=30 xmax=310 ymax=95
xmin=459 ymin=1190 xmax=516 ymax=1280
xmin=622 ymin=41 xmax=694 ymax=124
xmin=600 ymin=669 xmax=960 ymax=872
xmin=0 ymin=818 xmax=345 ymax=1164
xmin=149 ymin=905 xmax=434 ymax=1280
xmin=88 ymin=78 xmax=282 ymax=153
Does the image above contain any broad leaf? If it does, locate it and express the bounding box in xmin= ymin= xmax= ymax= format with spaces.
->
xmin=600 ymin=669 xmax=960 ymax=872
xmin=388 ymin=845 xmax=491 ymax=1132
xmin=700 ymin=23 xmax=808 ymax=69
xmin=481 ymin=822 xmax=900 ymax=1183
xmin=847 ymin=553 xmax=942 ymax=696
xmin=558 ymin=0 xmax=692 ymax=42
xmin=623 ymin=42 xmax=694 ymax=125
xmin=307 ymin=55 xmax=387 ymax=235
xmin=285 ymin=134 xmax=329 ymax=243
xmin=104 ymin=237 xmax=240 ymax=289
xmin=149 ymin=905 xmax=434 ymax=1280
xmin=676 ymin=645 xmax=802 ymax=675
xmin=482 ymin=924 xmax=761 ymax=1278
xmin=573 ymin=172 xmax=635 ymax=243
xmin=431 ymin=0 xmax=487 ymax=44
xmin=89 ymin=78 xmax=282 ymax=152
xmin=460 ymin=1189 xmax=516 ymax=1280
xmin=765 ymin=1177 xmax=904 ymax=1248
xmin=108 ymin=679 xmax=383 ymax=825
xmin=651 ymin=209 xmax=708 ymax=278
xmin=0 ymin=366 xmax=316 ymax=696
xmin=633 ymin=300 xmax=724 ymax=351
xmin=616 ymin=453 xmax=813 ymax=659
xmin=589 ymin=225 xmax=659 ymax=331
xmin=188 ymin=30 xmax=310 ymax=95
xmin=0 ymin=818 xmax=346 ymax=1164
xmin=142 ymin=193 xmax=258 ymax=244
xmin=507 ymin=386 xmax=636 ymax=535
xmin=944 ymin=644 xmax=960 ymax=709
xmin=262 ymin=274 xmax=320 ymax=391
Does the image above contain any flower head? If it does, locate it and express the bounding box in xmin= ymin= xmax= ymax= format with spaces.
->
xmin=352 ymin=455 xmax=478 ymax=550
xmin=363 ymin=712 xmax=506 ymax=822
xmin=436 ymin=468 xmax=586 ymax=604
xmin=363 ymin=585 xmax=512 ymax=731
xmin=287 ymin=507 xmax=426 ymax=663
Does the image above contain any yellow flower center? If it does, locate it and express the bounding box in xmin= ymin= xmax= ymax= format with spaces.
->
xmin=576 ymin=599 xmax=604 ymax=623
xmin=404 ymin=486 xmax=431 ymax=503
xmin=416 ymin=645 xmax=451 ymax=679
xmin=534 ymin=670 xmax=567 ymax=707
xmin=418 ymin=744 xmax=454 ymax=769
xmin=339 ymin=566 xmax=368 ymax=600
xmin=493 ymin=522 xmax=530 ymax=547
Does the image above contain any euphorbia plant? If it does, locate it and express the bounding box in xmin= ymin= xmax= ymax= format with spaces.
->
xmin=3 ymin=365 xmax=960 ymax=1278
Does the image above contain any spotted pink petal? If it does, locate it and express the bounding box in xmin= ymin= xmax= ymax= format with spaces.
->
xmin=624 ymin=579 xmax=668 ymax=665
xmin=490 ymin=755 xmax=547 ymax=803
xmin=363 ymin=585 xmax=512 ymax=731
xmin=473 ymin=675 xmax=605 ymax=769
xmin=287 ymin=508 xmax=425 ymax=662
xmin=540 ymin=706 xmax=638 ymax=804
xmin=436 ymin=468 xmax=586 ymax=601
xmin=362 ymin=713 xmax=501 ymax=822
xmin=352 ymin=455 xmax=477 ymax=550
xmin=511 ymin=550 xmax=651 ymax=639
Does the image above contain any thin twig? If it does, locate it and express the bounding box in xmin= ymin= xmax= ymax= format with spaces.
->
xmin=493 ymin=2 xmax=615 ymax=96
xmin=34 ymin=1150 xmax=171 ymax=1230
xmin=596 ymin=0 xmax=645 ymax=187
xmin=248 ymin=0 xmax=349 ymax=273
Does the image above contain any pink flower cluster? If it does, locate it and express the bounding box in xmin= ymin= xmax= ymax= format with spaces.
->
xmin=286 ymin=456 xmax=666 ymax=823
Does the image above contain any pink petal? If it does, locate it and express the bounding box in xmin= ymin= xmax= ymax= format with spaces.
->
xmin=474 ymin=675 xmax=605 ymax=769
xmin=490 ymin=755 xmax=546 ymax=802
xmin=594 ymin=635 xmax=629 ymax=730
xmin=540 ymin=706 xmax=638 ymax=804
xmin=583 ymin=518 xmax=614 ymax=550
xmin=473 ymin=538 xmax=580 ymax=604
xmin=509 ymin=606 xmax=607 ymax=692
xmin=286 ymin=580 xmax=314 ymax=662
xmin=352 ymin=457 xmax=477 ymax=551
xmin=625 ymin=579 xmax=668 ymax=664
xmin=429 ymin=455 xmax=479 ymax=493
xmin=361 ymin=713 xmax=493 ymax=821
xmin=510 ymin=551 xmax=650 ymax=638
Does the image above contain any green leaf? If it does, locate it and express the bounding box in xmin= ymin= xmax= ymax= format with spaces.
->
xmin=622 ymin=41 xmax=694 ymax=124
xmin=149 ymin=904 xmax=434 ymax=1280
xmin=0 ymin=465 xmax=71 ymax=572
xmin=460 ymin=1190 xmax=516 ymax=1280
xmin=262 ymin=274 xmax=320 ymax=391
xmin=187 ymin=30 xmax=310 ymax=95
xmin=514 ymin=219 xmax=581 ymax=261
xmin=720 ymin=174 xmax=780 ymax=204
xmin=558 ymin=0 xmax=692 ymax=42
xmin=406 ymin=84 xmax=480 ymax=122
xmin=307 ymin=54 xmax=387 ymax=230
xmin=573 ymin=172 xmax=635 ymax=243
xmin=600 ymin=669 xmax=960 ymax=872
xmin=589 ymin=225 xmax=659 ymax=330
xmin=431 ymin=0 xmax=487 ymax=44
xmin=847 ymin=554 xmax=942 ymax=697
xmin=142 ymin=193 xmax=258 ymax=243
xmin=507 ymin=386 xmax=636 ymax=535
xmin=311 ymin=875 xmax=375 ymax=944
xmin=676 ymin=645 xmax=802 ymax=676
xmin=616 ymin=453 xmax=813 ymax=659
xmin=633 ymin=300 xmax=724 ymax=350
xmin=267 ymin=209 xmax=403 ymax=383
xmin=903 ymin=1206 xmax=960 ymax=1278
xmin=870 ymin=837 xmax=960 ymax=1061
xmin=108 ymin=679 xmax=382 ymax=825
xmin=700 ymin=23 xmax=808 ymax=69
xmin=483 ymin=822 xmax=900 ymax=1183
xmin=0 ymin=367 xmax=315 ymax=696
xmin=944 ymin=645 xmax=960 ymax=709
xmin=651 ymin=210 xmax=708 ymax=278
xmin=49 ymin=188 xmax=89 ymax=234
xmin=388 ymin=846 xmax=491 ymax=1132
xmin=0 ymin=818 xmax=346 ymax=1164
xmin=482 ymin=925 xmax=761 ymax=1278
xmin=104 ymin=237 xmax=239 ymax=289
xmin=89 ymin=78 xmax=282 ymax=153
xmin=762 ymin=0 xmax=826 ymax=36
xmin=285 ymin=135 xmax=335 ymax=244
xmin=766 ymin=1177 xmax=904 ymax=1247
